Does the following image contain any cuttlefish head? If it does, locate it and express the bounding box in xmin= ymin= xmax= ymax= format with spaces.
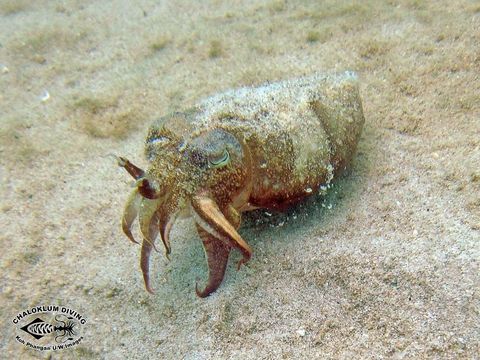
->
xmin=118 ymin=111 xmax=252 ymax=295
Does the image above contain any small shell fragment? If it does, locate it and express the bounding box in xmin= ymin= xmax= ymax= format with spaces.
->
xmin=40 ymin=90 xmax=50 ymax=102
xmin=296 ymin=328 xmax=306 ymax=337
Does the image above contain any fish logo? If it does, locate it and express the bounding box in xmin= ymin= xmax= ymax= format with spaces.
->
xmin=20 ymin=315 xmax=77 ymax=342
xmin=13 ymin=305 xmax=86 ymax=351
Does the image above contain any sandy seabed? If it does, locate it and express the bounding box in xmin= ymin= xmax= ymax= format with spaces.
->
xmin=0 ymin=1 xmax=479 ymax=359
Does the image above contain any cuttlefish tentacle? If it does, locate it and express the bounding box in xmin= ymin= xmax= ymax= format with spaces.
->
xmin=194 ymin=225 xmax=231 ymax=298
xmin=191 ymin=194 xmax=252 ymax=268
xmin=139 ymin=198 xmax=161 ymax=253
xmin=191 ymin=195 xmax=252 ymax=297
xmin=117 ymin=156 xmax=161 ymax=199
xmin=140 ymin=232 xmax=155 ymax=294
xmin=158 ymin=208 xmax=178 ymax=259
xmin=117 ymin=156 xmax=144 ymax=179
xmin=140 ymin=211 xmax=161 ymax=294
xmin=122 ymin=189 xmax=142 ymax=244
xmin=138 ymin=201 xmax=161 ymax=294
xmin=223 ymin=205 xmax=246 ymax=270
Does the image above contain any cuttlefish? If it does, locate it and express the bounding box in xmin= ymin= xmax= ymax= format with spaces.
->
xmin=118 ymin=71 xmax=364 ymax=297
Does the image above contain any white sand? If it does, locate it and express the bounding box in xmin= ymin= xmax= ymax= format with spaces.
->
xmin=0 ymin=1 xmax=478 ymax=358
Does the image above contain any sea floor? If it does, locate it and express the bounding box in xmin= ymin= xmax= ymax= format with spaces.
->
xmin=0 ymin=0 xmax=479 ymax=358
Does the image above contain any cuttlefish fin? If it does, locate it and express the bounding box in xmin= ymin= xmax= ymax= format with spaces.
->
xmin=194 ymin=226 xmax=231 ymax=298
xmin=191 ymin=195 xmax=252 ymax=271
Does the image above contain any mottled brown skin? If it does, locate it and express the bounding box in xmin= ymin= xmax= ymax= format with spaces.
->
xmin=119 ymin=72 xmax=364 ymax=297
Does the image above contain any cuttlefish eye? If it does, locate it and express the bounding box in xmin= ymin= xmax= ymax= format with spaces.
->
xmin=208 ymin=149 xmax=230 ymax=168
xmin=189 ymin=128 xmax=239 ymax=168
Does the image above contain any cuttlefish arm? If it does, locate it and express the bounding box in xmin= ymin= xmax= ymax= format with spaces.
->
xmin=122 ymin=188 xmax=141 ymax=244
xmin=117 ymin=156 xmax=161 ymax=199
xmin=194 ymin=225 xmax=231 ymax=298
xmin=191 ymin=195 xmax=252 ymax=297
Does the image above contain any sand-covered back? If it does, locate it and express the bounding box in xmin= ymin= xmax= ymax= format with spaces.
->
xmin=0 ymin=1 xmax=478 ymax=359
